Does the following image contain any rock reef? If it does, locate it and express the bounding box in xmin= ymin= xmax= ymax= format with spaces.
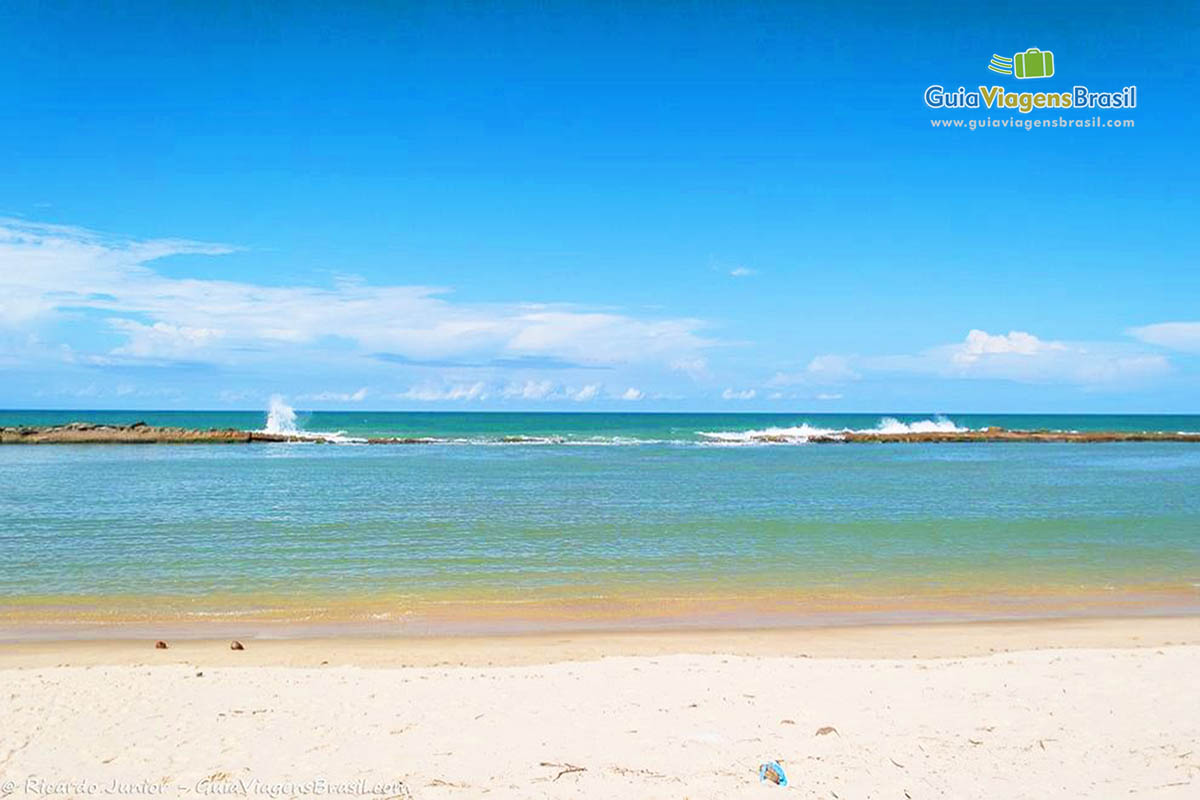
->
xmin=0 ymin=421 xmax=304 ymax=444
xmin=827 ymin=426 xmax=1200 ymax=443
xmin=2 ymin=422 xmax=1199 ymax=445
xmin=744 ymin=427 xmax=1200 ymax=444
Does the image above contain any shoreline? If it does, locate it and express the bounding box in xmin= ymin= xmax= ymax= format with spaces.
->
xmin=3 ymin=615 xmax=1198 ymax=667
xmin=4 ymin=420 xmax=1200 ymax=444
xmin=5 ymin=584 xmax=1198 ymax=641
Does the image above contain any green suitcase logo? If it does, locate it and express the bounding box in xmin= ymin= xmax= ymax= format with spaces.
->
xmin=1013 ymin=47 xmax=1054 ymax=79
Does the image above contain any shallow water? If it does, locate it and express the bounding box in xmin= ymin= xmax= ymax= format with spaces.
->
xmin=2 ymin=412 xmax=1198 ymax=632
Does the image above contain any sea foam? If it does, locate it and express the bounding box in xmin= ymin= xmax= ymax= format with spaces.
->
xmin=264 ymin=395 xmax=298 ymax=434
xmin=260 ymin=396 xmax=365 ymax=444
xmin=697 ymin=416 xmax=967 ymax=444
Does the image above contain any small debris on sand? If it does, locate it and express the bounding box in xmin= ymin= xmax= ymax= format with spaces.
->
xmin=539 ymin=762 xmax=586 ymax=781
xmin=230 ymin=641 xmax=245 ymax=651
xmin=759 ymin=761 xmax=787 ymax=785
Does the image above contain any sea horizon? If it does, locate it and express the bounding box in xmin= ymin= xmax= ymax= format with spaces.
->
xmin=5 ymin=407 xmax=1200 ymax=439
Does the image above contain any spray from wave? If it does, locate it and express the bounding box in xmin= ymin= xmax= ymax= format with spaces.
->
xmin=253 ymin=405 xmax=964 ymax=447
xmin=264 ymin=395 xmax=298 ymax=435
xmin=259 ymin=396 xmax=367 ymax=444
xmin=874 ymin=416 xmax=965 ymax=435
xmin=697 ymin=416 xmax=967 ymax=445
xmin=696 ymin=423 xmax=836 ymax=444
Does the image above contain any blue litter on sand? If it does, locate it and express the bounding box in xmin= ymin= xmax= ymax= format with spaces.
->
xmin=759 ymin=760 xmax=787 ymax=786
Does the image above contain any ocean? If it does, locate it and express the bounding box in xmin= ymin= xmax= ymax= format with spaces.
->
xmin=2 ymin=410 xmax=1199 ymax=635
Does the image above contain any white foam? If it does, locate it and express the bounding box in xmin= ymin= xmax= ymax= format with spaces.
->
xmin=248 ymin=412 xmax=971 ymax=448
xmin=259 ymin=396 xmax=366 ymax=444
xmin=697 ymin=423 xmax=841 ymax=444
xmin=873 ymin=416 xmax=966 ymax=434
xmin=264 ymin=395 xmax=298 ymax=434
xmin=368 ymin=435 xmax=667 ymax=447
xmin=697 ymin=416 xmax=967 ymax=444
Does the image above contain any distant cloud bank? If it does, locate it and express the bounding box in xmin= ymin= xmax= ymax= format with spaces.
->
xmin=0 ymin=217 xmax=1188 ymax=408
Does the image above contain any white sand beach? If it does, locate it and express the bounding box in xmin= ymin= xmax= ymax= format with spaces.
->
xmin=2 ymin=618 xmax=1198 ymax=799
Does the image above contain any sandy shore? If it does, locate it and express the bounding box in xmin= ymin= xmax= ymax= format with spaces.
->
xmin=2 ymin=618 xmax=1198 ymax=798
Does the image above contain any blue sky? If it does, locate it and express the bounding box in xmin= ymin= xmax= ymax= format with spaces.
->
xmin=1 ymin=1 xmax=1197 ymax=411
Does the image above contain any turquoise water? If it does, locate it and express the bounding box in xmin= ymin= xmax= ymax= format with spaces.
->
xmin=1 ymin=412 xmax=1199 ymax=631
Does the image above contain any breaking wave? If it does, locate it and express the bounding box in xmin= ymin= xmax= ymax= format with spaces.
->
xmin=252 ymin=407 xmax=966 ymax=447
xmin=875 ymin=416 xmax=967 ymax=435
xmin=260 ymin=396 xmax=366 ymax=444
xmin=264 ymin=396 xmax=298 ymax=434
xmin=368 ymin=435 xmax=668 ymax=447
xmin=697 ymin=416 xmax=967 ymax=445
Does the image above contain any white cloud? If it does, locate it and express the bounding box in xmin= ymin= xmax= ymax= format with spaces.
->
xmin=772 ymin=355 xmax=859 ymax=386
xmin=669 ymin=356 xmax=709 ymax=380
xmin=299 ymin=387 xmax=369 ymax=403
xmin=502 ymin=380 xmax=557 ymax=400
xmin=501 ymin=311 xmax=710 ymax=365
xmin=399 ymin=382 xmax=489 ymax=402
xmin=393 ymin=380 xmax=611 ymax=403
xmin=6 ymin=219 xmax=1186 ymax=405
xmin=0 ymin=218 xmax=714 ymax=372
xmin=770 ymin=330 xmax=1169 ymax=391
xmin=491 ymin=380 xmax=618 ymax=403
xmin=0 ymin=220 xmax=236 ymax=329
xmin=872 ymin=329 xmax=1170 ymax=387
xmin=806 ymin=354 xmax=859 ymax=381
xmin=951 ymin=329 xmax=1065 ymax=365
xmin=769 ymin=354 xmax=860 ymax=387
xmin=108 ymin=320 xmax=225 ymax=359
xmin=1128 ymin=322 xmax=1200 ymax=353
xmin=571 ymin=384 xmax=600 ymax=402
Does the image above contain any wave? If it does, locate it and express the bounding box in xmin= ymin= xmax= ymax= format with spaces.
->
xmin=696 ymin=423 xmax=841 ymax=444
xmin=252 ymin=405 xmax=965 ymax=447
xmin=372 ymin=435 xmax=667 ymax=447
xmin=259 ymin=396 xmax=367 ymax=444
xmin=697 ymin=416 xmax=967 ymax=445
xmin=364 ymin=418 xmax=964 ymax=447
xmin=875 ymin=416 xmax=966 ymax=434
xmin=264 ymin=395 xmax=297 ymax=434
xmin=285 ymin=432 xmax=369 ymax=445
xmin=250 ymin=425 xmax=662 ymax=447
